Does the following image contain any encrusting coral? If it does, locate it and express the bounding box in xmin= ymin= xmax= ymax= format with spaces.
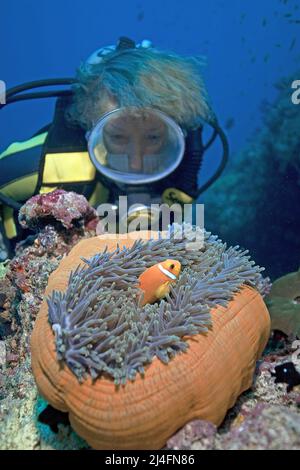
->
xmin=31 ymin=224 xmax=271 ymax=449
xmin=18 ymin=189 xmax=98 ymax=231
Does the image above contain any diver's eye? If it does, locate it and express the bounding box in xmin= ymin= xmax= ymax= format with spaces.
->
xmin=112 ymin=134 xmax=126 ymax=141
xmin=147 ymin=134 xmax=161 ymax=143
xmin=169 ymin=264 xmax=175 ymax=270
xmin=107 ymin=133 xmax=128 ymax=144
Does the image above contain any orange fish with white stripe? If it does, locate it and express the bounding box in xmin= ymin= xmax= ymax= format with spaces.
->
xmin=138 ymin=259 xmax=181 ymax=306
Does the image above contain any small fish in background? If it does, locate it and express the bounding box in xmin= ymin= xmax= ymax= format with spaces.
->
xmin=271 ymin=362 xmax=300 ymax=392
xmin=138 ymin=260 xmax=181 ymax=306
xmin=264 ymin=53 xmax=270 ymax=63
xmin=262 ymin=17 xmax=267 ymax=27
xmin=224 ymin=117 xmax=235 ymax=130
xmin=137 ymin=10 xmax=144 ymax=22
xmin=289 ymin=37 xmax=296 ymax=50
xmin=240 ymin=12 xmax=246 ymax=24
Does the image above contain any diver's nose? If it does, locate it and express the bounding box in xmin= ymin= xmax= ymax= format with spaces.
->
xmin=128 ymin=143 xmax=143 ymax=172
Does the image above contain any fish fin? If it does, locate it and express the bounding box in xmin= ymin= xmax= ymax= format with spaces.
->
xmin=155 ymin=282 xmax=170 ymax=299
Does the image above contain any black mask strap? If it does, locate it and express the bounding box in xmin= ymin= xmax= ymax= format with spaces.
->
xmin=195 ymin=119 xmax=229 ymax=197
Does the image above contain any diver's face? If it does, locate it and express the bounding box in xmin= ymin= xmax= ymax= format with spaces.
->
xmin=103 ymin=113 xmax=167 ymax=172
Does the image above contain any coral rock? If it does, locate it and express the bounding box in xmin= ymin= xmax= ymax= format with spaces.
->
xmin=166 ymin=420 xmax=217 ymax=450
xmin=219 ymin=403 xmax=300 ymax=450
xmin=18 ymin=189 xmax=98 ymax=230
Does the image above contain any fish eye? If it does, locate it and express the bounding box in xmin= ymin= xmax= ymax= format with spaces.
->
xmin=169 ymin=263 xmax=175 ymax=270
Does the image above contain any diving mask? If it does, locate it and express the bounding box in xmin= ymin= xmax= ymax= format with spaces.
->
xmin=87 ymin=107 xmax=185 ymax=184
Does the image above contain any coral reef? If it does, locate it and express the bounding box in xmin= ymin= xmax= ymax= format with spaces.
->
xmin=166 ymin=420 xmax=217 ymax=450
xmin=0 ymin=275 xmax=16 ymax=332
xmin=166 ymin=335 xmax=300 ymax=450
xmin=265 ymin=267 xmax=300 ymax=337
xmin=0 ymin=260 xmax=8 ymax=278
xmin=204 ymin=70 xmax=300 ymax=280
xmin=31 ymin=226 xmax=270 ymax=449
xmin=218 ymin=403 xmax=300 ymax=450
xmin=170 ymin=405 xmax=300 ymax=450
xmin=0 ymin=357 xmax=88 ymax=450
xmin=0 ymin=191 xmax=99 ymax=392
xmin=18 ymin=189 xmax=98 ymax=231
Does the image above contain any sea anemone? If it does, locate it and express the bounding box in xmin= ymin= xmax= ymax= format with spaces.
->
xmin=31 ymin=224 xmax=271 ymax=449
xmin=47 ymin=224 xmax=268 ymax=385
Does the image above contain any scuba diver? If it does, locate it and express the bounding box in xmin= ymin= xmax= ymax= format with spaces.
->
xmin=0 ymin=37 xmax=228 ymax=254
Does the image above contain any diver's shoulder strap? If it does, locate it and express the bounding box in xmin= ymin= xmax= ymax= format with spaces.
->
xmin=40 ymin=95 xmax=87 ymax=153
xmin=36 ymin=95 xmax=98 ymax=197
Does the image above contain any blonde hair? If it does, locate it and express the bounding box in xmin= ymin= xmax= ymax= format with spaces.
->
xmin=65 ymin=46 xmax=212 ymax=131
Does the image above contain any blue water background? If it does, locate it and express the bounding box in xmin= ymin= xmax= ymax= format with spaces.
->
xmin=0 ymin=0 xmax=299 ymax=279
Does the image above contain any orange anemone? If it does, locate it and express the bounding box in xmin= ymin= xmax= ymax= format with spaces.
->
xmin=31 ymin=231 xmax=270 ymax=449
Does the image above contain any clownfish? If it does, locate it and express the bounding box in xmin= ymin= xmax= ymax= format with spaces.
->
xmin=137 ymin=259 xmax=181 ymax=306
